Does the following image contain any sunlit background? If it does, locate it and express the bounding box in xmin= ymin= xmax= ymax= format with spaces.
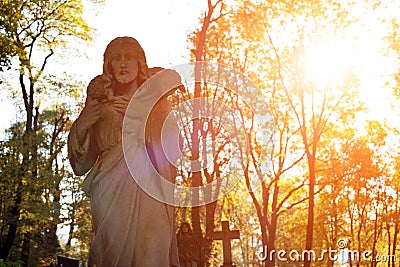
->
xmin=1 ymin=0 xmax=400 ymax=266
xmin=0 ymin=0 xmax=398 ymax=131
xmin=0 ymin=0 xmax=206 ymax=131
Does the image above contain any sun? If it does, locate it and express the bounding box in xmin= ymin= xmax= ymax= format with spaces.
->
xmin=303 ymin=39 xmax=356 ymax=88
xmin=302 ymin=28 xmax=396 ymax=127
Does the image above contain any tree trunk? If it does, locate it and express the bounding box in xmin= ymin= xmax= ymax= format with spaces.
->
xmin=391 ymin=215 xmax=399 ymax=267
xmin=0 ymin=163 xmax=25 ymax=260
xmin=304 ymin=155 xmax=315 ymax=267
xmin=265 ymin=183 xmax=279 ymax=267
xmin=21 ymin=232 xmax=31 ymax=267
xmin=390 ymin=190 xmax=399 ymax=267
xmin=204 ymin=201 xmax=218 ymax=266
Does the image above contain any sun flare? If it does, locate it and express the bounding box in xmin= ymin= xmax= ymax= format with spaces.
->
xmin=302 ymin=22 xmax=396 ymax=126
xmin=304 ymin=40 xmax=356 ymax=87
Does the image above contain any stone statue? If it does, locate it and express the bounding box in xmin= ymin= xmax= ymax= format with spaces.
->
xmin=177 ymin=222 xmax=199 ymax=267
xmin=68 ymin=36 xmax=180 ymax=266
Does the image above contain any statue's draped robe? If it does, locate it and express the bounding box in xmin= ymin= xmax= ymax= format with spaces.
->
xmin=68 ymin=85 xmax=180 ymax=267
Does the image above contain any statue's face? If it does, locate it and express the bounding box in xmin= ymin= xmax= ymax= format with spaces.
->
xmin=110 ymin=47 xmax=139 ymax=84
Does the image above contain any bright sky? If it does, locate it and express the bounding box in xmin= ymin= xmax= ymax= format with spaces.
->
xmin=75 ymin=0 xmax=399 ymax=130
xmin=302 ymin=4 xmax=399 ymax=127
xmin=0 ymin=0 xmax=398 ymax=133
xmin=81 ymin=0 xmax=206 ymax=76
xmin=0 ymin=0 xmax=206 ymax=132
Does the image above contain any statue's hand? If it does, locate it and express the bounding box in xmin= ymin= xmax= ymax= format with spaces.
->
xmin=76 ymin=99 xmax=101 ymax=138
xmin=111 ymin=96 xmax=130 ymax=115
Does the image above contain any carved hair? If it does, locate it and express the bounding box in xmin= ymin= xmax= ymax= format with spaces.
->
xmin=103 ymin=36 xmax=150 ymax=90
xmin=177 ymin=222 xmax=193 ymax=236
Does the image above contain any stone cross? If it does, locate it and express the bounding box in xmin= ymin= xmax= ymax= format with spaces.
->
xmin=213 ymin=220 xmax=240 ymax=267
